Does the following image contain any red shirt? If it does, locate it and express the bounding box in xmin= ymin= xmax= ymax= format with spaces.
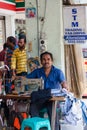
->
xmin=0 ymin=49 xmax=6 ymax=61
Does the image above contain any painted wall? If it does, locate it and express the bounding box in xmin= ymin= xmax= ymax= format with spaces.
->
xmin=25 ymin=0 xmax=65 ymax=72
xmin=5 ymin=0 xmax=15 ymax=3
xmin=0 ymin=0 xmax=16 ymax=38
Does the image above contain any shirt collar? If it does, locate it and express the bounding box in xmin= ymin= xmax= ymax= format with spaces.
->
xmin=40 ymin=65 xmax=54 ymax=73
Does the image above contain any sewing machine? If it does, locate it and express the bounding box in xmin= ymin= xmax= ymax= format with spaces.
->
xmin=14 ymin=78 xmax=44 ymax=94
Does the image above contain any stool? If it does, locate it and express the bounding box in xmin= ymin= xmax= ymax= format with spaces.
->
xmin=21 ymin=117 xmax=51 ymax=130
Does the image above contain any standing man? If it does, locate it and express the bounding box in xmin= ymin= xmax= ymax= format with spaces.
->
xmin=11 ymin=35 xmax=27 ymax=78
xmin=6 ymin=36 xmax=17 ymax=70
xmin=5 ymin=36 xmax=17 ymax=93
xmin=26 ymin=51 xmax=68 ymax=122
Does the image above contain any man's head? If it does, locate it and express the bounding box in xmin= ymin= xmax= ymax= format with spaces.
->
xmin=18 ymin=35 xmax=26 ymax=50
xmin=7 ymin=36 xmax=16 ymax=50
xmin=3 ymin=43 xmax=8 ymax=50
xmin=40 ymin=51 xmax=53 ymax=69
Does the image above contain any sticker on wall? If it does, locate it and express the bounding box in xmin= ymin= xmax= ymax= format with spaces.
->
xmin=26 ymin=7 xmax=36 ymax=18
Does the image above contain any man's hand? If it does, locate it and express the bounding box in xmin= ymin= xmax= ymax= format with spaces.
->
xmin=11 ymin=75 xmax=16 ymax=81
xmin=61 ymin=81 xmax=69 ymax=91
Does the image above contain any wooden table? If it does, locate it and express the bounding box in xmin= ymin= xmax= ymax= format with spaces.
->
xmin=0 ymin=94 xmax=31 ymax=100
xmin=0 ymin=94 xmax=65 ymax=130
xmin=51 ymin=96 xmax=65 ymax=130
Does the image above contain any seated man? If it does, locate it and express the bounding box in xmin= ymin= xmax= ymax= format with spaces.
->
xmin=26 ymin=51 xmax=68 ymax=123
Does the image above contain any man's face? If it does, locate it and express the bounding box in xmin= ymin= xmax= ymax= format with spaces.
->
xmin=18 ymin=39 xmax=25 ymax=49
xmin=41 ymin=54 xmax=53 ymax=69
xmin=7 ymin=39 xmax=14 ymax=50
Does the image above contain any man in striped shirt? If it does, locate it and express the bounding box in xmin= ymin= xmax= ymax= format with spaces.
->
xmin=11 ymin=35 xmax=27 ymax=78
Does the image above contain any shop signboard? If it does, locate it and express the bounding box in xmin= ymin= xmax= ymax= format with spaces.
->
xmin=63 ymin=6 xmax=87 ymax=44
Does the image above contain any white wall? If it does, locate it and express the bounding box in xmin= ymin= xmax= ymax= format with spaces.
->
xmin=14 ymin=13 xmax=25 ymax=20
xmin=5 ymin=15 xmax=15 ymax=38
xmin=25 ymin=0 xmax=65 ymax=72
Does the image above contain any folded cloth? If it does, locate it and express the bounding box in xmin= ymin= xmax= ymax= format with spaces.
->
xmin=30 ymin=88 xmax=52 ymax=103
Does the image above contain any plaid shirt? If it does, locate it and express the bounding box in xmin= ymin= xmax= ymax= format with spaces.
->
xmin=11 ymin=48 xmax=27 ymax=74
xmin=5 ymin=48 xmax=14 ymax=69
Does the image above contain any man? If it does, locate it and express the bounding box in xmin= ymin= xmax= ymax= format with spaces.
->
xmin=11 ymin=35 xmax=27 ymax=77
xmin=6 ymin=36 xmax=17 ymax=69
xmin=26 ymin=51 xmax=68 ymax=122
xmin=5 ymin=36 xmax=17 ymax=93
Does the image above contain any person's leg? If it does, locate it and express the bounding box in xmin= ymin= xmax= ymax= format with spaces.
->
xmin=29 ymin=101 xmax=47 ymax=117
xmin=29 ymin=103 xmax=40 ymax=117
xmin=46 ymin=101 xmax=52 ymax=123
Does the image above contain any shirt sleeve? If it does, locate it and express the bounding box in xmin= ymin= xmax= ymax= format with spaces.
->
xmin=11 ymin=51 xmax=16 ymax=70
xmin=58 ymin=70 xmax=66 ymax=83
xmin=26 ymin=69 xmax=37 ymax=78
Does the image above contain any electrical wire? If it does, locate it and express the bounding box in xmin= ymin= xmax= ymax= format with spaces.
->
xmin=36 ymin=0 xmax=40 ymax=56
xmin=40 ymin=0 xmax=47 ymax=39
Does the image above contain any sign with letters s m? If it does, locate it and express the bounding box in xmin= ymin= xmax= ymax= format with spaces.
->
xmin=63 ymin=6 xmax=87 ymax=44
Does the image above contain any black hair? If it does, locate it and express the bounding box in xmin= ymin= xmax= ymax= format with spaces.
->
xmin=19 ymin=35 xmax=26 ymax=43
xmin=40 ymin=51 xmax=53 ymax=61
xmin=3 ymin=43 xmax=8 ymax=49
xmin=7 ymin=36 xmax=16 ymax=45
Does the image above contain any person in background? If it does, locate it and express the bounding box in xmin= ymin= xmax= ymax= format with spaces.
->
xmin=5 ymin=36 xmax=17 ymax=93
xmin=26 ymin=51 xmax=68 ymax=122
xmin=6 ymin=36 xmax=17 ymax=70
xmin=11 ymin=35 xmax=27 ymax=79
xmin=0 ymin=37 xmax=17 ymax=126
xmin=0 ymin=43 xmax=8 ymax=62
xmin=18 ymin=29 xmax=26 ymax=38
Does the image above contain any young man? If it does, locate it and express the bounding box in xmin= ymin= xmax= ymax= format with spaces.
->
xmin=6 ymin=36 xmax=17 ymax=70
xmin=26 ymin=51 xmax=68 ymax=122
xmin=11 ymin=35 xmax=27 ymax=77
xmin=5 ymin=36 xmax=17 ymax=93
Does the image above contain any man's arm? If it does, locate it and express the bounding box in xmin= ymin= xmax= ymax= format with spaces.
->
xmin=61 ymin=81 xmax=69 ymax=90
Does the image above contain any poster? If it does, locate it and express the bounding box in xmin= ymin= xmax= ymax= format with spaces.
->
xmin=26 ymin=7 xmax=36 ymax=18
xmin=63 ymin=6 xmax=87 ymax=44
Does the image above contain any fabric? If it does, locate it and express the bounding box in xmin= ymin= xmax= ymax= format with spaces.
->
xmin=81 ymin=101 xmax=87 ymax=124
xmin=59 ymin=91 xmax=82 ymax=125
xmin=51 ymin=88 xmax=67 ymax=96
xmin=64 ymin=100 xmax=82 ymax=125
xmin=6 ymin=48 xmax=14 ymax=69
xmin=11 ymin=48 xmax=27 ymax=74
xmin=31 ymin=89 xmax=52 ymax=103
xmin=14 ymin=117 xmax=20 ymax=130
xmin=26 ymin=65 xmax=66 ymax=89
xmin=13 ymin=112 xmax=28 ymax=130
xmin=0 ymin=49 xmax=6 ymax=61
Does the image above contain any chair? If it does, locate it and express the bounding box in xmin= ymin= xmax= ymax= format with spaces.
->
xmin=21 ymin=117 xmax=51 ymax=130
